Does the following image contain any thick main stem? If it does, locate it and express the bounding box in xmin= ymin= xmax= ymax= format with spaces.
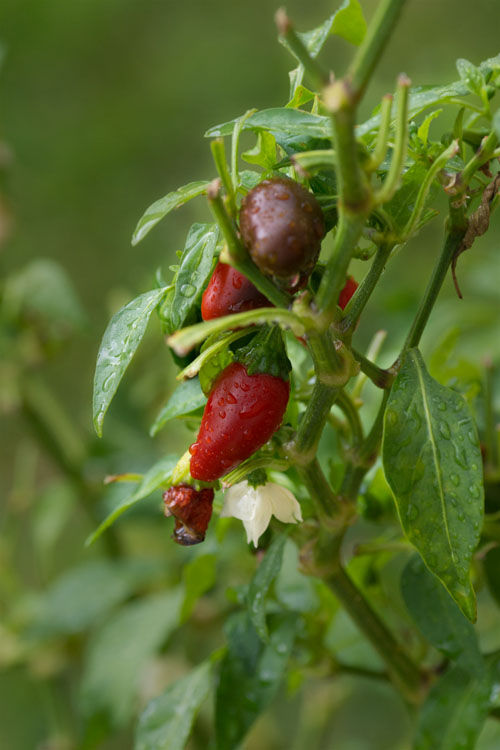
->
xmin=347 ymin=0 xmax=408 ymax=100
xmin=327 ymin=562 xmax=423 ymax=702
xmin=403 ymin=224 xmax=466 ymax=351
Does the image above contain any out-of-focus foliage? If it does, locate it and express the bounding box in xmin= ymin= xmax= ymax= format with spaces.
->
xmin=1 ymin=1 xmax=500 ymax=749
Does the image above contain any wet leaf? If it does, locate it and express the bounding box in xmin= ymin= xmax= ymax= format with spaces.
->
xmin=247 ymin=532 xmax=287 ymax=641
xmin=132 ymin=181 xmax=210 ymax=245
xmin=215 ymin=613 xmax=296 ymax=750
xmin=205 ymin=108 xmax=330 ymax=143
xmin=93 ymin=287 xmax=168 ymax=436
xmin=401 ymin=555 xmax=483 ymax=674
xmin=150 ymin=377 xmax=206 ymax=436
xmin=135 ymin=660 xmax=213 ymax=750
xmin=181 ymin=554 xmax=217 ymax=622
xmin=160 ymin=223 xmax=219 ymax=334
xmin=383 ymin=348 xmax=483 ymax=621
xmin=414 ymin=657 xmax=499 ymax=750
xmin=456 ymin=58 xmax=484 ymax=97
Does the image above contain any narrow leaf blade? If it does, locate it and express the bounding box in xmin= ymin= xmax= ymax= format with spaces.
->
xmin=150 ymin=377 xmax=206 ymax=436
xmin=93 ymin=288 xmax=167 ymax=436
xmin=135 ymin=660 xmax=213 ymax=750
xmin=401 ymin=555 xmax=483 ymax=674
xmin=247 ymin=532 xmax=287 ymax=641
xmin=383 ymin=348 xmax=483 ymax=620
xmin=414 ymin=658 xmax=499 ymax=750
xmin=132 ymin=181 xmax=210 ymax=245
xmin=86 ymin=455 xmax=177 ymax=546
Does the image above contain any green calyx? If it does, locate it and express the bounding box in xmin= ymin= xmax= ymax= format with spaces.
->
xmin=235 ymin=324 xmax=291 ymax=381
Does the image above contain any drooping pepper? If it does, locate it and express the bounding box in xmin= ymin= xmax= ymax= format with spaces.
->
xmin=189 ymin=325 xmax=291 ymax=482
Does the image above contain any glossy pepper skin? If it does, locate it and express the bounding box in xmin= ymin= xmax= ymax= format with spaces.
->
xmin=189 ymin=361 xmax=290 ymax=482
xmin=338 ymin=276 xmax=358 ymax=310
xmin=201 ymin=261 xmax=270 ymax=320
xmin=239 ymin=176 xmax=325 ymax=286
xmin=163 ymin=484 xmax=214 ymax=545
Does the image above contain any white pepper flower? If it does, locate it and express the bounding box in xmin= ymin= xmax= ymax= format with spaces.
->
xmin=221 ymin=480 xmax=302 ymax=546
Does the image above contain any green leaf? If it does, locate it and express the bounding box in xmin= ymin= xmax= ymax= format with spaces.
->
xmin=401 ymin=555 xmax=483 ymax=675
xmin=417 ymin=109 xmax=443 ymax=145
xmin=86 ymin=455 xmax=177 ymax=545
xmin=456 ymin=58 xmax=485 ymax=97
xmin=285 ymin=85 xmax=316 ymax=110
xmin=150 ymin=377 xmax=206 ymax=436
xmin=383 ymin=162 xmax=438 ymax=232
xmin=492 ymin=110 xmax=500 ymax=142
xmin=205 ymin=108 xmax=330 ymax=143
xmin=247 ymin=533 xmax=287 ymax=641
xmin=358 ymin=81 xmax=469 ymax=137
xmin=198 ymin=333 xmax=235 ymax=395
xmin=161 ymin=223 xmax=219 ymax=334
xmin=414 ymin=658 xmax=499 ymax=750
xmin=382 ymin=349 xmax=483 ymax=621
xmin=181 ymin=553 xmax=217 ymax=622
xmin=281 ymin=1 xmax=366 ymax=98
xmin=330 ymin=0 xmax=367 ymax=45
xmin=132 ymin=181 xmax=211 ymax=245
xmin=81 ymin=589 xmax=182 ymax=727
xmin=30 ymin=560 xmax=140 ymax=637
xmin=93 ymin=287 xmax=167 ymax=436
xmin=2 ymin=259 xmax=87 ymax=335
xmin=135 ymin=660 xmax=213 ymax=750
xmin=242 ymin=131 xmax=277 ymax=169
xmin=215 ymin=613 xmax=296 ymax=750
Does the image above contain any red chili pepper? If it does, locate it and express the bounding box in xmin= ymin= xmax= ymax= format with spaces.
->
xmin=201 ymin=261 xmax=270 ymax=320
xmin=189 ymin=361 xmax=289 ymax=481
xmin=338 ymin=276 xmax=358 ymax=310
xmin=163 ymin=484 xmax=214 ymax=545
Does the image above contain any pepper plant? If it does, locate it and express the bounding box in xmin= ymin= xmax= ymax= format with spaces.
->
xmin=92 ymin=0 xmax=500 ymax=746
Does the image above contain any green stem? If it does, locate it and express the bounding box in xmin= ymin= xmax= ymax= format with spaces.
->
xmin=375 ymin=74 xmax=410 ymax=204
xmin=275 ymin=8 xmax=329 ymax=90
xmin=168 ymin=306 xmax=304 ymax=357
xmin=340 ymin=242 xmax=394 ymax=333
xmin=403 ymin=217 xmax=467 ymax=352
xmin=347 ymin=0 xmax=408 ymax=101
xmin=351 ymin=348 xmax=394 ymax=389
xmin=335 ymin=390 xmax=363 ymax=447
xmin=206 ymin=180 xmax=291 ymax=309
xmin=351 ymin=330 xmax=387 ymax=400
xmin=300 ymin=459 xmax=344 ymax=521
xmin=326 ymin=562 xmax=423 ymax=702
xmin=315 ymin=212 xmax=368 ymax=321
xmin=210 ymin=139 xmax=236 ymax=218
xmin=367 ymin=93 xmax=394 ymax=171
xmin=459 ymin=130 xmax=498 ymax=189
xmin=294 ymin=381 xmax=338 ymax=461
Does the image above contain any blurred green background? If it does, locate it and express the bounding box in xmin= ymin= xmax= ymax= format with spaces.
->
xmin=1 ymin=0 xmax=500 ymax=748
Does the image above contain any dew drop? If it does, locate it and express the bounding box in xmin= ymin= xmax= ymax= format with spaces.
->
xmin=467 ymin=429 xmax=477 ymax=445
xmin=450 ymin=473 xmax=460 ymax=487
xmin=180 ymin=283 xmax=196 ymax=297
xmin=437 ymin=401 xmax=447 ymax=411
xmin=439 ymin=421 xmax=451 ymax=439
xmin=457 ymin=511 xmax=465 ymax=522
xmin=448 ymin=494 xmax=458 ymax=507
xmin=218 ymin=410 xmax=226 ymax=419
xmin=468 ymin=484 xmax=480 ymax=498
xmin=102 ymin=374 xmax=114 ymax=391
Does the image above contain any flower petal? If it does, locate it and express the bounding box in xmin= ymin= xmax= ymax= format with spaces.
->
xmin=220 ymin=481 xmax=257 ymax=521
xmin=264 ymin=483 xmax=303 ymax=524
